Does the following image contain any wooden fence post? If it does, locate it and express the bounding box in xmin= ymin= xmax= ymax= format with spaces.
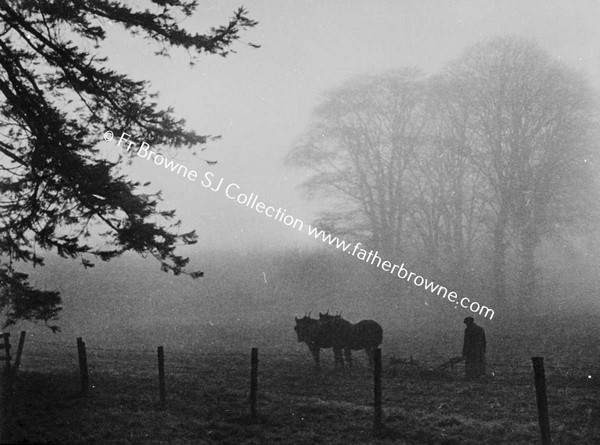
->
xmin=12 ymin=331 xmax=26 ymax=377
xmin=1 ymin=333 xmax=10 ymax=372
xmin=250 ymin=347 xmax=258 ymax=418
xmin=532 ymin=357 xmax=551 ymax=445
xmin=0 ymin=333 xmax=12 ymax=443
xmin=76 ymin=337 xmax=89 ymax=394
xmin=373 ymin=348 xmax=383 ymax=432
xmin=158 ymin=346 xmax=166 ymax=406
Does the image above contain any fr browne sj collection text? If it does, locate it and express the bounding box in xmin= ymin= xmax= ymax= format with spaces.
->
xmin=103 ymin=130 xmax=495 ymax=320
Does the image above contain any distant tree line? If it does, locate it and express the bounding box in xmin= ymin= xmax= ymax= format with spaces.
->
xmin=287 ymin=37 xmax=600 ymax=306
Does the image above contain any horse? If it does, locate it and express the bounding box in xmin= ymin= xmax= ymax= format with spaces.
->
xmin=318 ymin=312 xmax=383 ymax=368
xmin=294 ymin=314 xmax=345 ymax=369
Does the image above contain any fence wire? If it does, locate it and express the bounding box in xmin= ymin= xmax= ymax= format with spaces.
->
xmin=14 ymin=335 xmax=599 ymax=391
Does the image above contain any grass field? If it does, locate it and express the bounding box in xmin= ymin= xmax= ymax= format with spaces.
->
xmin=2 ymin=319 xmax=600 ymax=444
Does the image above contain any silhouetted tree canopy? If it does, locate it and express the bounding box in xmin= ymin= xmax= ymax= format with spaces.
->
xmin=289 ymin=37 xmax=599 ymax=307
xmin=0 ymin=0 xmax=257 ymax=329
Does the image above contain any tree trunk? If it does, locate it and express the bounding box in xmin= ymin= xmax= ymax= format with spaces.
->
xmin=518 ymin=223 xmax=538 ymax=298
xmin=452 ymin=173 xmax=467 ymax=283
xmin=492 ymin=205 xmax=509 ymax=303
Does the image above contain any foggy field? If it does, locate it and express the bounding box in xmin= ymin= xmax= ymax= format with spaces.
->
xmin=1 ymin=1 xmax=600 ymax=444
xmin=5 ymin=319 xmax=600 ymax=444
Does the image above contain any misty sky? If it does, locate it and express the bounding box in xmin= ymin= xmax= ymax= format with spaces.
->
xmin=96 ymin=0 xmax=600 ymax=253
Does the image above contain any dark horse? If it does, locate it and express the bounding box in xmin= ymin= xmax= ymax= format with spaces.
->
xmin=294 ymin=312 xmax=383 ymax=369
xmin=294 ymin=314 xmax=344 ymax=369
xmin=318 ymin=312 xmax=383 ymax=368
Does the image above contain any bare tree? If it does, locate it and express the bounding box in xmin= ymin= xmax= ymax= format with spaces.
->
xmin=407 ymin=75 xmax=492 ymax=280
xmin=290 ymin=37 xmax=599 ymax=309
xmin=445 ymin=37 xmax=599 ymax=303
xmin=287 ymin=69 xmax=429 ymax=257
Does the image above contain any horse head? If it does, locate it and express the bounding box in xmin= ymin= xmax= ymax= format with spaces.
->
xmin=294 ymin=313 xmax=319 ymax=343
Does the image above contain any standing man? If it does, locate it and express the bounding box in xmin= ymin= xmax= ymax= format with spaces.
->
xmin=462 ymin=316 xmax=486 ymax=379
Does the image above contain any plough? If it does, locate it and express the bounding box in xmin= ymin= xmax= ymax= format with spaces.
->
xmin=435 ymin=356 xmax=496 ymax=377
xmin=434 ymin=355 xmax=464 ymax=372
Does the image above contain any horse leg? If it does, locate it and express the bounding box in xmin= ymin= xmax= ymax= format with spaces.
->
xmin=310 ymin=345 xmax=320 ymax=371
xmin=334 ymin=347 xmax=344 ymax=369
xmin=344 ymin=348 xmax=352 ymax=368
xmin=366 ymin=348 xmax=374 ymax=368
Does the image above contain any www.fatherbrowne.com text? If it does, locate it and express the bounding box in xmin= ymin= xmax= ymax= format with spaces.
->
xmin=308 ymin=228 xmax=495 ymax=320
xmin=105 ymin=130 xmax=495 ymax=320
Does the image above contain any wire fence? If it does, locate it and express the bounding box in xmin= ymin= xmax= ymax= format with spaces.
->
xmin=2 ymin=330 xmax=599 ymax=445
xmin=18 ymin=335 xmax=600 ymax=391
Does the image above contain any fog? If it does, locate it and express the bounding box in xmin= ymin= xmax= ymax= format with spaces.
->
xmin=17 ymin=0 xmax=600 ymax=347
